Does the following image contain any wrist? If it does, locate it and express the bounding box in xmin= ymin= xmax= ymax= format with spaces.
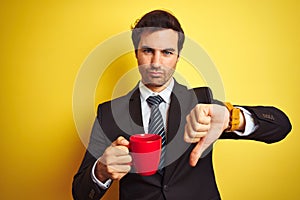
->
xmin=95 ymin=159 xmax=109 ymax=182
xmin=238 ymin=109 xmax=245 ymax=131
xmin=91 ymin=159 xmax=112 ymax=189
xmin=223 ymin=102 xmax=241 ymax=132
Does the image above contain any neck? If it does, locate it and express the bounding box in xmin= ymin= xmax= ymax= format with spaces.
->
xmin=145 ymin=85 xmax=166 ymax=93
xmin=144 ymin=79 xmax=172 ymax=93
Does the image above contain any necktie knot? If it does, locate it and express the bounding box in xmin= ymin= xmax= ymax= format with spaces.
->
xmin=146 ymin=95 xmax=164 ymax=107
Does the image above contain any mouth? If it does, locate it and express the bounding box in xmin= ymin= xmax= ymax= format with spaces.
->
xmin=148 ymin=71 xmax=163 ymax=77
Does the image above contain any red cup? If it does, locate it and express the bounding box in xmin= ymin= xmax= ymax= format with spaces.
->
xmin=129 ymin=134 xmax=162 ymax=176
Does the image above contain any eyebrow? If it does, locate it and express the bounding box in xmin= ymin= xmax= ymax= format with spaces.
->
xmin=140 ymin=45 xmax=176 ymax=52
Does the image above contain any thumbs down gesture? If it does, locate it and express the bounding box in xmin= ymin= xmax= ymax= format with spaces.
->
xmin=184 ymin=104 xmax=230 ymax=167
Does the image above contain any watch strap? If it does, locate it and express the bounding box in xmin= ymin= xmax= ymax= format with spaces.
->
xmin=224 ymin=102 xmax=240 ymax=132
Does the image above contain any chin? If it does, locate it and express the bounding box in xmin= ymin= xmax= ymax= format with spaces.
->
xmin=146 ymin=83 xmax=164 ymax=88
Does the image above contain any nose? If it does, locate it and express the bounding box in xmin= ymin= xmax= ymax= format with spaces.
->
xmin=151 ymin=51 xmax=161 ymax=68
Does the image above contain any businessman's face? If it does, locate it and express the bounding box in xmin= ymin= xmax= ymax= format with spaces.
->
xmin=136 ymin=29 xmax=179 ymax=92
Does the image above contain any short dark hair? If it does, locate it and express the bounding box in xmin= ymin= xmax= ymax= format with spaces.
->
xmin=131 ymin=10 xmax=185 ymax=53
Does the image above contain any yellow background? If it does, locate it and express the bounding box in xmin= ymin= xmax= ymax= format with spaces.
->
xmin=1 ymin=0 xmax=299 ymax=199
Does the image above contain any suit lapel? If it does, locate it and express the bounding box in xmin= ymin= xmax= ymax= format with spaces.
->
xmin=128 ymin=87 xmax=144 ymax=134
xmin=163 ymin=82 xmax=198 ymax=183
xmin=166 ymin=91 xmax=181 ymax=143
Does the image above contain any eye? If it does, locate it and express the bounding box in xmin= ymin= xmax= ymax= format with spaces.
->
xmin=162 ymin=50 xmax=174 ymax=55
xmin=142 ymin=48 xmax=153 ymax=54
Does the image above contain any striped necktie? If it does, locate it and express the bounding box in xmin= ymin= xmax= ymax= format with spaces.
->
xmin=146 ymin=95 xmax=166 ymax=170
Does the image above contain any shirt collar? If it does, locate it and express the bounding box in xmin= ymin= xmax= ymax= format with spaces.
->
xmin=139 ymin=78 xmax=174 ymax=104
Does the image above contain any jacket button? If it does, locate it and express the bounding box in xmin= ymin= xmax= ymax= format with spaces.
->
xmin=163 ymin=185 xmax=169 ymax=191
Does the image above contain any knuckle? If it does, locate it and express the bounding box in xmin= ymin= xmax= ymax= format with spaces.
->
xmin=107 ymin=166 xmax=114 ymax=174
xmin=117 ymin=174 xmax=125 ymax=181
xmin=192 ymin=137 xmax=200 ymax=143
xmin=127 ymin=155 xmax=132 ymax=163
xmin=198 ymin=132 xmax=206 ymax=137
xmin=111 ymin=173 xmax=119 ymax=180
xmin=186 ymin=114 xmax=191 ymax=122
xmin=198 ymin=104 xmax=205 ymax=111
xmin=118 ymin=146 xmax=129 ymax=154
xmin=106 ymin=156 xmax=115 ymax=165
xmin=117 ymin=136 xmax=125 ymax=143
xmin=125 ymin=165 xmax=131 ymax=172
xmin=191 ymin=122 xmax=199 ymax=131
xmin=189 ymin=127 xmax=197 ymax=137
xmin=116 ymin=137 xmax=122 ymax=143
xmin=184 ymin=132 xmax=191 ymax=143
xmin=186 ymin=127 xmax=193 ymax=137
xmin=184 ymin=134 xmax=189 ymax=142
xmin=106 ymin=146 xmax=114 ymax=155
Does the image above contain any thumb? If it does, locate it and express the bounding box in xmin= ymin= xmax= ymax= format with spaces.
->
xmin=189 ymin=136 xmax=206 ymax=167
xmin=112 ymin=136 xmax=129 ymax=147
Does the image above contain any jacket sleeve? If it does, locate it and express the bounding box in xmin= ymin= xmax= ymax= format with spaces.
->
xmin=72 ymin=104 xmax=113 ymax=200
xmin=220 ymin=105 xmax=292 ymax=143
xmin=194 ymin=87 xmax=292 ymax=143
xmin=72 ymin=153 xmax=107 ymax=200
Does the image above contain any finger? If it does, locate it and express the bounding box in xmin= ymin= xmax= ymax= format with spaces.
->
xmin=185 ymin=136 xmax=205 ymax=143
xmin=115 ymin=145 xmax=130 ymax=154
xmin=194 ymin=105 xmax=211 ymax=124
xmin=190 ymin=122 xmax=210 ymax=134
xmin=115 ymin=154 xmax=132 ymax=164
xmin=189 ymin=137 xmax=206 ymax=167
xmin=110 ymin=172 xmax=129 ymax=181
xmin=102 ymin=145 xmax=130 ymax=162
xmin=184 ymin=119 xmax=209 ymax=142
xmin=107 ymin=166 xmax=131 ymax=180
xmin=187 ymin=114 xmax=211 ymax=133
xmin=108 ymin=164 xmax=131 ymax=174
xmin=112 ymin=136 xmax=130 ymax=147
xmin=184 ymin=124 xmax=208 ymax=143
xmin=104 ymin=154 xmax=132 ymax=165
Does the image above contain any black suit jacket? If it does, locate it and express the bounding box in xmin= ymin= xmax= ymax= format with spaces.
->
xmin=72 ymin=81 xmax=291 ymax=200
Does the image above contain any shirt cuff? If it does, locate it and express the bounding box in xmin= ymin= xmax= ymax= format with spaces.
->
xmin=91 ymin=159 xmax=112 ymax=190
xmin=233 ymin=107 xmax=258 ymax=136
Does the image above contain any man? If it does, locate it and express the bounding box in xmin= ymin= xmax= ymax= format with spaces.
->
xmin=72 ymin=10 xmax=291 ymax=200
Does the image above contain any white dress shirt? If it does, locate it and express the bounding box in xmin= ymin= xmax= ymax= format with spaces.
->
xmin=139 ymin=78 xmax=174 ymax=133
